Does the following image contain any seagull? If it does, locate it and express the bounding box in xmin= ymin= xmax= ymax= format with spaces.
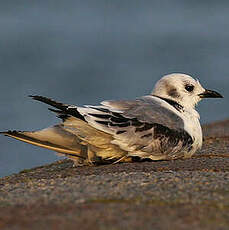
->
xmin=0 ymin=73 xmax=223 ymax=165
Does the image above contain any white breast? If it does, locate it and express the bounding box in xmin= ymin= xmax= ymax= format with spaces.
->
xmin=181 ymin=108 xmax=203 ymax=157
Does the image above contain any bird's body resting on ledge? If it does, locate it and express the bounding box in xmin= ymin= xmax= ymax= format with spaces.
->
xmin=0 ymin=73 xmax=223 ymax=166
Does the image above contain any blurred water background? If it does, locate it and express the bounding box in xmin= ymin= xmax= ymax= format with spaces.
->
xmin=0 ymin=0 xmax=228 ymax=177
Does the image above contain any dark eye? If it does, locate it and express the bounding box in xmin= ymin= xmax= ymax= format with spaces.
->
xmin=185 ymin=84 xmax=194 ymax=92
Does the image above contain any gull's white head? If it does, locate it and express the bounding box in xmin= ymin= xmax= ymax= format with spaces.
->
xmin=152 ymin=73 xmax=223 ymax=109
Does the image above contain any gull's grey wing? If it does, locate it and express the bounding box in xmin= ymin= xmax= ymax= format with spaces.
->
xmin=78 ymin=96 xmax=193 ymax=159
xmin=102 ymin=96 xmax=183 ymax=130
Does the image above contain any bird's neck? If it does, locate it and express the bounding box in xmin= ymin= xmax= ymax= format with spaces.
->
xmin=153 ymin=96 xmax=184 ymax=112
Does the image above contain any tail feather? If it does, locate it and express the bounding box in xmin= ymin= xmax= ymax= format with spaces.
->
xmin=1 ymin=128 xmax=86 ymax=159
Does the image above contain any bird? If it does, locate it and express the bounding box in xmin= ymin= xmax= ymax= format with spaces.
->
xmin=0 ymin=73 xmax=223 ymax=166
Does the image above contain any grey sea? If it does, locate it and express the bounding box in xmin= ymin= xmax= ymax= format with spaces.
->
xmin=0 ymin=0 xmax=228 ymax=177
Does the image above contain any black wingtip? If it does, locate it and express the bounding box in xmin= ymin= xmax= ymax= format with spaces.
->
xmin=0 ymin=130 xmax=20 ymax=136
xmin=48 ymin=108 xmax=61 ymax=113
xmin=0 ymin=130 xmax=10 ymax=135
xmin=29 ymin=95 xmax=45 ymax=102
xmin=0 ymin=131 xmax=7 ymax=135
xmin=28 ymin=95 xmax=86 ymax=122
xmin=28 ymin=95 xmax=67 ymax=110
xmin=28 ymin=95 xmax=47 ymax=101
xmin=28 ymin=95 xmax=38 ymax=99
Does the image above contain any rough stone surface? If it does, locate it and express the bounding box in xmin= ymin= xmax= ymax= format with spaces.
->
xmin=1 ymin=121 xmax=229 ymax=230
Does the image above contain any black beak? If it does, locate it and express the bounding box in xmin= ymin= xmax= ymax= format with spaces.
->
xmin=199 ymin=89 xmax=223 ymax=98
